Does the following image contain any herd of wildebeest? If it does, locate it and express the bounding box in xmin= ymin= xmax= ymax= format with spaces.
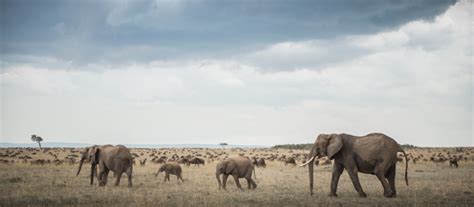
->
xmin=0 ymin=133 xmax=472 ymax=198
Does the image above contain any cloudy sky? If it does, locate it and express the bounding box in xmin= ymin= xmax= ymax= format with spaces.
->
xmin=1 ymin=0 xmax=472 ymax=146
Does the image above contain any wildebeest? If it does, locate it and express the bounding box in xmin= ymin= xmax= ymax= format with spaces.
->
xmin=140 ymin=158 xmax=147 ymax=166
xmin=284 ymin=157 xmax=296 ymax=165
xmin=449 ymin=158 xmax=459 ymax=168
xmin=253 ymin=157 xmax=266 ymax=168
xmin=188 ymin=157 xmax=205 ymax=167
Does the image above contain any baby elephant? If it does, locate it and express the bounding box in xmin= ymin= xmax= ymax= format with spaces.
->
xmin=155 ymin=163 xmax=184 ymax=182
xmin=216 ymin=157 xmax=257 ymax=190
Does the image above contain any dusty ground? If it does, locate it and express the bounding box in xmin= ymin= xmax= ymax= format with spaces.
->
xmin=0 ymin=147 xmax=473 ymax=207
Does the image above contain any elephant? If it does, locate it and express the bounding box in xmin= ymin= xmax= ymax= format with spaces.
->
xmin=216 ymin=157 xmax=257 ymax=190
xmin=155 ymin=163 xmax=184 ymax=182
xmin=76 ymin=145 xmax=133 ymax=187
xmin=301 ymin=133 xmax=408 ymax=198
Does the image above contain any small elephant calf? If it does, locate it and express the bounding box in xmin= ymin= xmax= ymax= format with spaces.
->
xmin=156 ymin=163 xmax=184 ymax=182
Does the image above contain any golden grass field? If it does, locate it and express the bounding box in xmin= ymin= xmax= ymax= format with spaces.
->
xmin=0 ymin=147 xmax=473 ymax=207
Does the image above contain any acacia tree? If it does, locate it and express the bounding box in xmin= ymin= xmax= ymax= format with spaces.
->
xmin=31 ymin=134 xmax=43 ymax=148
xmin=219 ymin=143 xmax=228 ymax=149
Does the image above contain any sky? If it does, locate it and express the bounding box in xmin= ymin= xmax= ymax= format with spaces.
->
xmin=0 ymin=0 xmax=472 ymax=147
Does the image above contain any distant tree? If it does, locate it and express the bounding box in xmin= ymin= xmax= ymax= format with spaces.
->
xmin=271 ymin=143 xmax=313 ymax=150
xmin=219 ymin=143 xmax=228 ymax=149
xmin=400 ymin=144 xmax=418 ymax=149
xmin=31 ymin=134 xmax=43 ymax=148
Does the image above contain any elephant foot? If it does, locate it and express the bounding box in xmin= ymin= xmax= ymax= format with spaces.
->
xmin=358 ymin=192 xmax=367 ymax=197
xmin=128 ymin=184 xmax=133 ymax=188
xmin=384 ymin=191 xmax=395 ymax=198
xmin=328 ymin=193 xmax=338 ymax=197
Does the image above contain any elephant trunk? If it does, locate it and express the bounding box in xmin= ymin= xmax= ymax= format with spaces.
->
xmin=309 ymin=158 xmax=314 ymax=196
xmin=76 ymin=157 xmax=85 ymax=176
xmin=90 ymin=163 xmax=96 ymax=185
xmin=306 ymin=145 xmax=317 ymax=196
xmin=216 ymin=171 xmax=222 ymax=189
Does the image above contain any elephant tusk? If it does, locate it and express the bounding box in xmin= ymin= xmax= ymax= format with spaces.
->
xmin=299 ymin=156 xmax=315 ymax=167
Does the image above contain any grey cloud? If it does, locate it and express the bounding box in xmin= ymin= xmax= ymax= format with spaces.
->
xmin=1 ymin=0 xmax=457 ymax=66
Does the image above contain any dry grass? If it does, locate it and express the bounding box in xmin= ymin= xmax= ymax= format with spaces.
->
xmin=0 ymin=147 xmax=473 ymax=207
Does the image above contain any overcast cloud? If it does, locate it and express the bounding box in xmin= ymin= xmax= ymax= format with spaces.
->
xmin=0 ymin=0 xmax=472 ymax=146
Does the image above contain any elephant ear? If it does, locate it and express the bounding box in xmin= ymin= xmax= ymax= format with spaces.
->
xmin=327 ymin=135 xmax=343 ymax=159
xmin=225 ymin=161 xmax=236 ymax=174
xmin=91 ymin=147 xmax=100 ymax=164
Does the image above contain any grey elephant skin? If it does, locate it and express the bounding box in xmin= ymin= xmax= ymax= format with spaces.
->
xmin=216 ymin=157 xmax=257 ymax=190
xmin=156 ymin=163 xmax=184 ymax=182
xmin=76 ymin=145 xmax=133 ymax=187
xmin=301 ymin=133 xmax=408 ymax=198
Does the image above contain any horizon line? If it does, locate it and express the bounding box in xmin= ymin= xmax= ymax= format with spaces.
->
xmin=0 ymin=142 xmax=472 ymax=148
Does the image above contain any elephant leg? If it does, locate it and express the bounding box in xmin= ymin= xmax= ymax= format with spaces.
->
xmin=376 ymin=173 xmax=393 ymax=197
xmin=98 ymin=170 xmax=104 ymax=186
xmin=249 ymin=179 xmax=254 ymax=189
xmin=222 ymin=174 xmax=229 ymax=189
xmin=98 ymin=165 xmax=106 ymax=186
xmin=375 ymin=162 xmax=394 ymax=197
xmin=247 ymin=177 xmax=257 ymax=189
xmin=329 ymin=162 xmax=344 ymax=197
xmin=115 ymin=171 xmax=123 ymax=186
xmin=103 ymin=169 xmax=110 ymax=186
xmin=233 ymin=175 xmax=242 ymax=189
xmin=98 ymin=171 xmax=104 ymax=186
xmin=246 ymin=178 xmax=251 ymax=189
xmin=166 ymin=172 xmax=171 ymax=182
xmin=347 ymin=166 xmax=367 ymax=197
xmin=386 ymin=164 xmax=396 ymax=197
xmin=97 ymin=166 xmax=108 ymax=186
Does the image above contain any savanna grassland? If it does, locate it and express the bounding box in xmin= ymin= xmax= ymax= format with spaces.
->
xmin=0 ymin=147 xmax=473 ymax=207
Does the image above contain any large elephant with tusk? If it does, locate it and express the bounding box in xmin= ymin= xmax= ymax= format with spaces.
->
xmin=301 ymin=133 xmax=408 ymax=198
xmin=76 ymin=145 xmax=133 ymax=187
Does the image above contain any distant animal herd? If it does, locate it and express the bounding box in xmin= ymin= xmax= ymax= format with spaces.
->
xmin=1 ymin=133 xmax=472 ymax=198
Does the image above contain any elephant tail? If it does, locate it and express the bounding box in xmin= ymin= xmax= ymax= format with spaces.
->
xmin=399 ymin=148 xmax=409 ymax=186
